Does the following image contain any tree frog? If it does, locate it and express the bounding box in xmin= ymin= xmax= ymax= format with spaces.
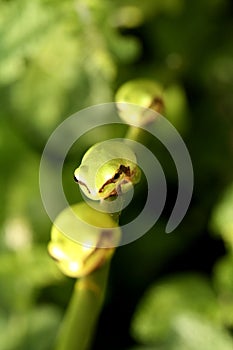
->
xmin=48 ymin=202 xmax=121 ymax=278
xmin=115 ymin=79 xmax=165 ymax=126
xmin=74 ymin=140 xmax=141 ymax=201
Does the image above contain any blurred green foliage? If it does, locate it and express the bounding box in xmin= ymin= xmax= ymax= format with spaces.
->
xmin=131 ymin=274 xmax=221 ymax=343
xmin=0 ymin=0 xmax=233 ymax=349
xmin=211 ymin=183 xmax=233 ymax=250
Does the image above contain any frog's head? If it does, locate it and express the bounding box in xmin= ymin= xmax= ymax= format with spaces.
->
xmin=74 ymin=141 xmax=141 ymax=201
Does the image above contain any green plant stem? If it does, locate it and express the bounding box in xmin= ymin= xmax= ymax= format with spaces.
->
xmin=124 ymin=125 xmax=143 ymax=142
xmin=124 ymin=124 xmax=150 ymax=149
xmin=55 ymin=260 xmax=110 ymax=350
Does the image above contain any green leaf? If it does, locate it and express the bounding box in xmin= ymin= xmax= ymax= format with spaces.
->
xmin=0 ymin=247 xmax=63 ymax=312
xmin=131 ymin=274 xmax=220 ymax=344
xmin=210 ymin=182 xmax=233 ymax=251
xmin=214 ymin=254 xmax=233 ymax=295
xmin=163 ymin=84 xmax=189 ymax=134
xmin=168 ymin=313 xmax=233 ymax=350
xmin=213 ymin=254 xmax=233 ymax=327
xmin=0 ymin=305 xmax=62 ymax=350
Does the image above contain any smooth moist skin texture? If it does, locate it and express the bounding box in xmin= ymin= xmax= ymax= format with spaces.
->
xmin=74 ymin=140 xmax=141 ymax=200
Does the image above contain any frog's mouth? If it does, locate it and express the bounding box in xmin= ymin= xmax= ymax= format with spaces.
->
xmin=73 ymin=175 xmax=91 ymax=194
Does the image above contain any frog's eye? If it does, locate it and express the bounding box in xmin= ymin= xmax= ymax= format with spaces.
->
xmin=113 ymin=172 xmax=120 ymax=180
xmin=74 ymin=140 xmax=141 ymax=201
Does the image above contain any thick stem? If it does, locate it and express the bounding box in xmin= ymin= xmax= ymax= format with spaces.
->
xmin=55 ymin=260 xmax=110 ymax=350
xmin=124 ymin=125 xmax=143 ymax=142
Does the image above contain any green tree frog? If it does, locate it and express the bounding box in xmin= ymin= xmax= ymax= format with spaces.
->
xmin=74 ymin=140 xmax=141 ymax=201
xmin=48 ymin=202 xmax=121 ymax=278
xmin=115 ymin=79 xmax=165 ymax=126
